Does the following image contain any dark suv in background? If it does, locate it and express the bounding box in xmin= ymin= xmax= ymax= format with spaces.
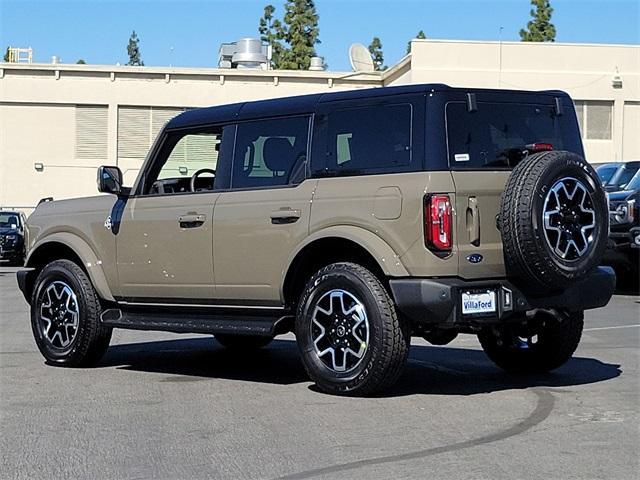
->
xmin=604 ymin=170 xmax=640 ymax=286
xmin=0 ymin=211 xmax=27 ymax=266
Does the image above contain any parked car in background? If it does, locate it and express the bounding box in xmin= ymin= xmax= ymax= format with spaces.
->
xmin=595 ymin=162 xmax=622 ymax=185
xmin=604 ymin=170 xmax=640 ymax=286
xmin=603 ymin=161 xmax=640 ymax=192
xmin=0 ymin=211 xmax=27 ymax=266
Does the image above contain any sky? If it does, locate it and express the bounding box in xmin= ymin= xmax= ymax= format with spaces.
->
xmin=1 ymin=0 xmax=638 ymax=71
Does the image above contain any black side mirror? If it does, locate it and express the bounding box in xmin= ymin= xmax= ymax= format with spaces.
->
xmin=97 ymin=166 xmax=123 ymax=194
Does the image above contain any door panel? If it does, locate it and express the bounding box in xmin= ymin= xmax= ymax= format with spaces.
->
xmin=452 ymin=171 xmax=510 ymax=279
xmin=212 ymin=181 xmax=316 ymax=303
xmin=116 ymin=193 xmax=218 ymax=299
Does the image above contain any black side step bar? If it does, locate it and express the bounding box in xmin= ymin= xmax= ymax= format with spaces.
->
xmin=101 ymin=308 xmax=293 ymax=337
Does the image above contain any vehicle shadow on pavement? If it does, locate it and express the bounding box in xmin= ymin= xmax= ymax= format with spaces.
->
xmin=99 ymin=337 xmax=621 ymax=396
xmin=100 ymin=337 xmax=308 ymax=385
xmin=386 ymin=345 xmax=622 ymax=397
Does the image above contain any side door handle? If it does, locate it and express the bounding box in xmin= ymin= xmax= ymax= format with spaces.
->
xmin=179 ymin=214 xmax=206 ymax=229
xmin=270 ymin=208 xmax=301 ymax=225
xmin=466 ymin=197 xmax=480 ymax=246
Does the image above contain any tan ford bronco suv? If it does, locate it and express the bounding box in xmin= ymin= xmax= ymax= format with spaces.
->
xmin=17 ymin=84 xmax=615 ymax=395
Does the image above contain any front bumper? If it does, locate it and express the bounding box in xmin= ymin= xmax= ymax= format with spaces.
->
xmin=389 ymin=266 xmax=616 ymax=326
xmin=608 ymin=226 xmax=640 ymax=250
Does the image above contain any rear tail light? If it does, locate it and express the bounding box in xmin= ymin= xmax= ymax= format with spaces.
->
xmin=425 ymin=194 xmax=453 ymax=254
xmin=526 ymin=143 xmax=554 ymax=152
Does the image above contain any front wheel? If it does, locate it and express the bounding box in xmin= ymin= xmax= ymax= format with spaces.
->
xmin=296 ymin=262 xmax=410 ymax=396
xmin=478 ymin=309 xmax=584 ymax=373
xmin=31 ymin=260 xmax=112 ymax=366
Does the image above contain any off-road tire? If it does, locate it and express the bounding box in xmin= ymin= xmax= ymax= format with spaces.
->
xmin=296 ymin=262 xmax=410 ymax=396
xmin=215 ymin=334 xmax=273 ymax=349
xmin=500 ymin=150 xmax=608 ymax=290
xmin=31 ymin=259 xmax=112 ymax=366
xmin=478 ymin=310 xmax=584 ymax=373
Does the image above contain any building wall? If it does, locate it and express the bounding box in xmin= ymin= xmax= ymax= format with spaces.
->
xmin=0 ymin=65 xmax=380 ymax=211
xmin=1 ymin=39 xmax=639 ymax=212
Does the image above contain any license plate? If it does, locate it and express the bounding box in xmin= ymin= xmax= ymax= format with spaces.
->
xmin=462 ymin=290 xmax=497 ymax=315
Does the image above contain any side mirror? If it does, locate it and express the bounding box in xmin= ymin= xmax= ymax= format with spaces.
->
xmin=97 ymin=166 xmax=123 ymax=194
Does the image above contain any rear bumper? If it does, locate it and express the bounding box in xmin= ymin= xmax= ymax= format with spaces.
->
xmin=389 ymin=266 xmax=616 ymax=326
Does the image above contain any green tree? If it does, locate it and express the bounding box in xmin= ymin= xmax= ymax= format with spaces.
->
xmin=76 ymin=59 xmax=86 ymax=64
xmin=520 ymin=0 xmax=556 ymax=42
xmin=126 ymin=30 xmax=144 ymax=66
xmin=4 ymin=47 xmax=10 ymax=62
xmin=257 ymin=0 xmax=320 ymax=70
xmin=281 ymin=0 xmax=320 ymax=70
xmin=406 ymin=30 xmax=426 ymax=54
xmin=368 ymin=37 xmax=386 ymax=71
xmin=259 ymin=5 xmax=286 ymax=68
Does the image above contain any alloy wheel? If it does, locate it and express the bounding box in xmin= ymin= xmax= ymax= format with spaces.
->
xmin=39 ymin=281 xmax=80 ymax=349
xmin=310 ymin=289 xmax=370 ymax=373
xmin=542 ymin=177 xmax=596 ymax=261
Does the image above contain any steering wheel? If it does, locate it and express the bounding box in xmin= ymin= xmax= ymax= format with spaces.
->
xmin=190 ymin=169 xmax=216 ymax=192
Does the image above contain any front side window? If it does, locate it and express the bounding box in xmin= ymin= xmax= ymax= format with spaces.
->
xmin=231 ymin=116 xmax=310 ymax=189
xmin=142 ymin=126 xmax=228 ymax=195
xmin=324 ymin=104 xmax=413 ymax=175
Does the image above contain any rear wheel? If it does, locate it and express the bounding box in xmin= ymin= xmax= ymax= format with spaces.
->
xmin=296 ymin=262 xmax=410 ymax=396
xmin=478 ymin=310 xmax=583 ymax=373
xmin=31 ymin=260 xmax=112 ymax=366
xmin=214 ymin=334 xmax=273 ymax=350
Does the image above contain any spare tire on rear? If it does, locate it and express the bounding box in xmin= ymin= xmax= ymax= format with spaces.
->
xmin=499 ymin=150 xmax=608 ymax=291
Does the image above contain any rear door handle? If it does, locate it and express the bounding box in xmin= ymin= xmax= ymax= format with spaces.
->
xmin=466 ymin=197 xmax=480 ymax=246
xmin=179 ymin=214 xmax=206 ymax=229
xmin=270 ymin=208 xmax=301 ymax=225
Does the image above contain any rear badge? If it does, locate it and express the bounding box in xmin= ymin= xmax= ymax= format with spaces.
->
xmin=467 ymin=253 xmax=483 ymax=264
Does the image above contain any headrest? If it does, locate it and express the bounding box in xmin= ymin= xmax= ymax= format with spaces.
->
xmin=263 ymin=137 xmax=295 ymax=173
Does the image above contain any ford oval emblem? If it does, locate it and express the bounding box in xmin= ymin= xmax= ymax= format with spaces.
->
xmin=467 ymin=253 xmax=483 ymax=264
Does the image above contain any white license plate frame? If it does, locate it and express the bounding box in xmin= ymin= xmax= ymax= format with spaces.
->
xmin=461 ymin=290 xmax=497 ymax=316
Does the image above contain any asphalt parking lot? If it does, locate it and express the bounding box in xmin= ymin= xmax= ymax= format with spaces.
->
xmin=0 ymin=265 xmax=638 ymax=480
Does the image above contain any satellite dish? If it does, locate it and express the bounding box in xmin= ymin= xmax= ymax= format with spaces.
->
xmin=349 ymin=43 xmax=374 ymax=72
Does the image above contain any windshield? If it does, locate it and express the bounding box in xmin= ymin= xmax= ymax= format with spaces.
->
xmin=607 ymin=162 xmax=640 ymax=188
xmin=0 ymin=213 xmax=20 ymax=229
xmin=623 ymin=171 xmax=640 ymax=191
xmin=596 ymin=164 xmax=618 ymax=183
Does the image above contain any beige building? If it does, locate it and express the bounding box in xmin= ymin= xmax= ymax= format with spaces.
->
xmin=1 ymin=39 xmax=638 ymax=212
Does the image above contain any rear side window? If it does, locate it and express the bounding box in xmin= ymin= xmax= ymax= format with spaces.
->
xmin=324 ymin=104 xmax=413 ymax=175
xmin=446 ymin=102 xmax=582 ymax=169
xmin=231 ymin=116 xmax=309 ymax=189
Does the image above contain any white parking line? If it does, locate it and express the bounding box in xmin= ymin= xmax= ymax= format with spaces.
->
xmin=584 ymin=324 xmax=640 ymax=332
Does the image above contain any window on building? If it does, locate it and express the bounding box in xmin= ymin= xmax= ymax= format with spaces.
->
xmin=574 ymin=100 xmax=613 ymax=140
xmin=117 ymin=106 xmax=185 ymax=161
xmin=231 ymin=116 xmax=310 ymax=189
xmin=324 ymin=104 xmax=412 ymax=175
xmin=75 ymin=105 xmax=108 ymax=160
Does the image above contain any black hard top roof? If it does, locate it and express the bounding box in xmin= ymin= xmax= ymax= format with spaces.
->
xmin=166 ymin=83 xmax=569 ymax=130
